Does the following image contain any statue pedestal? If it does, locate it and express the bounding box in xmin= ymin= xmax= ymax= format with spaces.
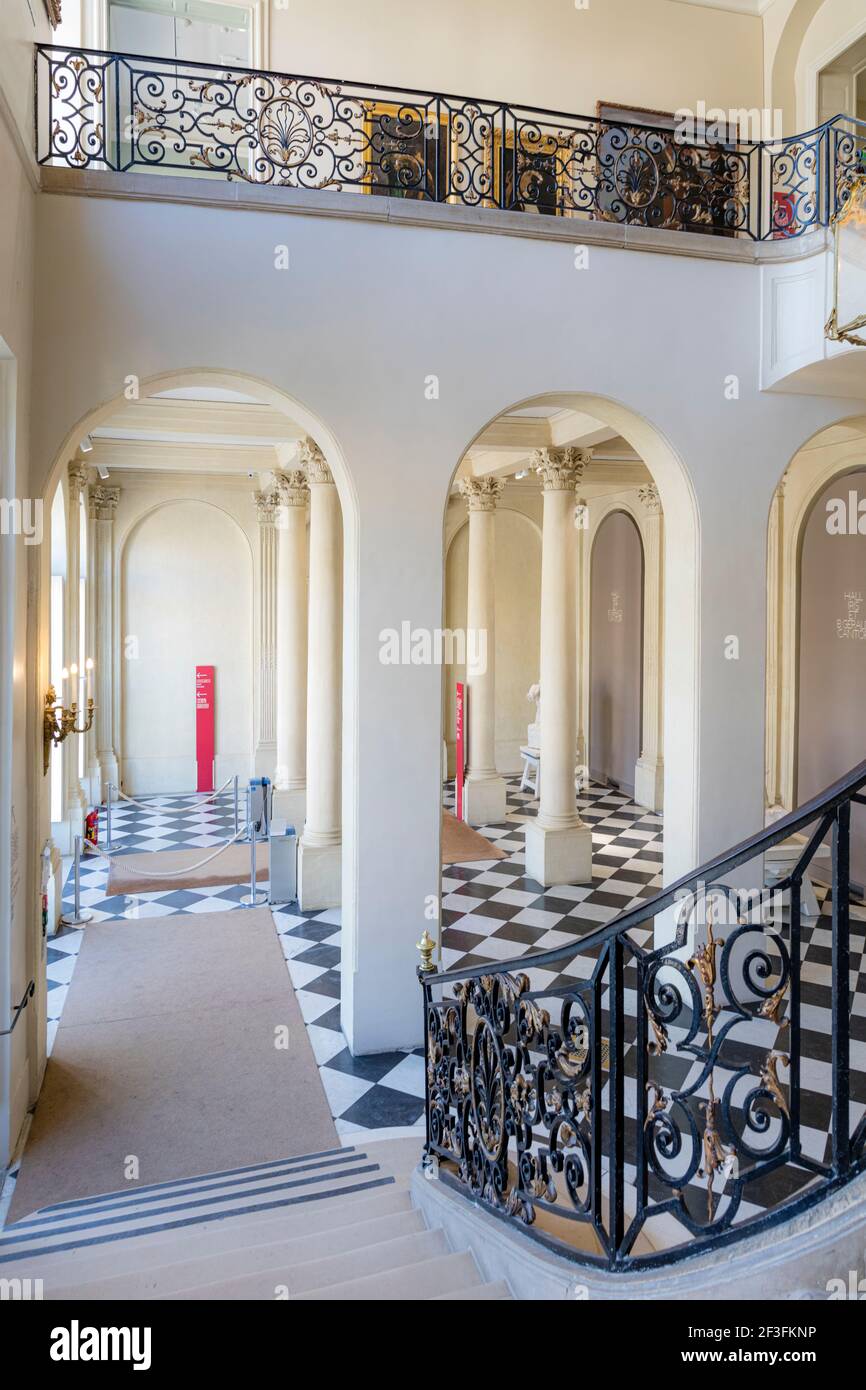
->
xmin=527 ymin=721 xmax=541 ymax=749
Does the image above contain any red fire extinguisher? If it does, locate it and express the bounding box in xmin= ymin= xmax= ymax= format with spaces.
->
xmin=85 ymin=808 xmax=99 ymax=849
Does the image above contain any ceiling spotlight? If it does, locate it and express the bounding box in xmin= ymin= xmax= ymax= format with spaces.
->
xmin=515 ymin=469 xmax=529 ymax=480
xmin=96 ymin=464 xmax=110 ymax=480
xmin=79 ymin=435 xmax=94 ymax=454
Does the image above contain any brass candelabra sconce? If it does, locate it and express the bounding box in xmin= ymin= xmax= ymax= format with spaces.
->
xmin=43 ymin=660 xmax=95 ymax=776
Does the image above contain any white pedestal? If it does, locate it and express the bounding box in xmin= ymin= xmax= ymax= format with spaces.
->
xmin=527 ymin=721 xmax=541 ymax=748
xmin=272 ymin=786 xmax=306 ymax=831
xmin=524 ymin=820 xmax=593 ymax=888
xmin=298 ymin=838 xmax=341 ymax=911
xmin=463 ymin=775 xmax=507 ymax=827
xmin=634 ymin=756 xmax=664 ymax=813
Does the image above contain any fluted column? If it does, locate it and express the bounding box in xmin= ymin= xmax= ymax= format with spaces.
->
xmin=525 ymin=448 xmax=592 ymax=886
xmin=91 ymin=484 xmax=120 ymax=800
xmin=253 ymin=486 xmax=280 ymax=776
xmin=457 ymin=476 xmax=507 ymax=826
xmin=63 ymin=460 xmax=89 ymax=845
xmin=297 ymin=439 xmax=342 ymax=910
xmin=274 ymin=468 xmax=309 ymax=827
xmin=635 ymin=483 xmax=665 ymax=812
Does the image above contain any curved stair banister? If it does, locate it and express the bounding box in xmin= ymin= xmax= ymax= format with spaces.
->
xmin=418 ymin=759 xmax=866 ymax=1271
xmin=34 ymin=42 xmax=866 ymax=241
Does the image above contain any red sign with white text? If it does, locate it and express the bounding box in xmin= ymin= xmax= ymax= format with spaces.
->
xmin=455 ymin=681 xmax=466 ymax=821
xmin=195 ymin=666 xmax=215 ymax=793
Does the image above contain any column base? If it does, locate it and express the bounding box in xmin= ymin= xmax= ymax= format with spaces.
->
xmin=524 ymin=819 xmax=592 ymax=888
xmin=272 ymin=786 xmax=306 ymax=830
xmin=98 ymin=752 xmax=119 ymax=802
xmin=298 ymin=838 xmax=341 ymax=911
xmin=634 ymin=756 xmax=664 ymax=813
xmin=463 ymin=775 xmax=507 ymax=827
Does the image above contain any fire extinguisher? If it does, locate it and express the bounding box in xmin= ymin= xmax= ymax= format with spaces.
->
xmin=85 ymin=807 xmax=99 ymax=849
xmin=41 ymin=842 xmax=51 ymax=941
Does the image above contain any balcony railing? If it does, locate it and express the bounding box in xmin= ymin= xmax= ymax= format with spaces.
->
xmin=36 ymin=43 xmax=866 ymax=240
xmin=418 ymin=761 xmax=866 ymax=1271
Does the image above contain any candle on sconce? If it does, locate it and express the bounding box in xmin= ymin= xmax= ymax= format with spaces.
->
xmin=69 ymin=662 xmax=81 ymax=710
xmin=85 ymin=657 xmax=94 ymax=701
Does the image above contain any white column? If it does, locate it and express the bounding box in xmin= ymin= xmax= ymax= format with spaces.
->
xmin=91 ymin=484 xmax=120 ymax=799
xmin=297 ymin=439 xmax=342 ymax=911
xmin=525 ymin=448 xmax=593 ymax=887
xmin=457 ymin=476 xmax=507 ymax=826
xmin=274 ymin=468 xmax=309 ymax=827
xmin=634 ymin=483 xmax=665 ymax=812
xmin=63 ymin=461 xmax=89 ymax=846
xmin=253 ymin=486 xmax=279 ymax=777
xmin=83 ymin=479 xmax=101 ymax=803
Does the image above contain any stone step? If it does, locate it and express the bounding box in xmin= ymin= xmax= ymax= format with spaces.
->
xmin=293 ymin=1249 xmax=483 ymax=1301
xmin=43 ymin=1207 xmax=427 ymax=1300
xmin=0 ymin=1178 xmax=411 ymax=1282
xmin=162 ymin=1227 xmax=450 ymax=1301
xmin=434 ymin=1281 xmax=513 ymax=1300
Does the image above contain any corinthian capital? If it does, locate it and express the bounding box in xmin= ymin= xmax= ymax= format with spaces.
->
xmin=298 ymin=437 xmax=332 ymax=485
xmin=253 ymin=487 xmax=281 ymax=524
xmin=274 ymin=469 xmax=309 ymax=508
xmin=89 ymin=485 xmax=120 ymax=521
xmin=68 ymin=459 xmax=90 ymax=499
xmin=532 ymin=447 xmax=591 ymax=491
xmin=457 ymin=476 xmax=504 ymax=512
xmin=638 ymin=483 xmax=661 ymax=513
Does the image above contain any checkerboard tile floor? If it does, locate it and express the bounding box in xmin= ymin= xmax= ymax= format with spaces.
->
xmin=48 ymin=780 xmax=866 ymax=1209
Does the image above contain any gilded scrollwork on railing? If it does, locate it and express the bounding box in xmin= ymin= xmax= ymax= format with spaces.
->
xmin=37 ymin=44 xmax=866 ymax=242
xmin=641 ymin=885 xmax=794 ymax=1230
xmin=425 ymin=966 xmax=601 ymax=1233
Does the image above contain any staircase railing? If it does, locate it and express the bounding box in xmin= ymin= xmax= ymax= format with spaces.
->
xmin=418 ymin=760 xmax=866 ymax=1270
xmin=35 ymin=43 xmax=866 ymax=241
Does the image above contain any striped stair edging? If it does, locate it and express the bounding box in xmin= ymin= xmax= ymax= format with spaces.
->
xmin=0 ymin=1147 xmax=393 ymax=1265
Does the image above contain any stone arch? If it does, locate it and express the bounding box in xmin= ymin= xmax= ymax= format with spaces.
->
xmin=443 ymin=390 xmax=698 ymax=886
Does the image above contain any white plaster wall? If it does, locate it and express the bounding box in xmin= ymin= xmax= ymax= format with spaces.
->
xmin=445 ymin=507 xmax=541 ymax=778
xmin=0 ymin=23 xmax=47 ymax=1164
xmin=589 ymin=510 xmax=643 ymax=793
xmin=29 ymin=187 xmax=861 ymax=1052
xmin=269 ymin=0 xmax=763 ymax=120
xmin=121 ymin=499 xmax=253 ymax=793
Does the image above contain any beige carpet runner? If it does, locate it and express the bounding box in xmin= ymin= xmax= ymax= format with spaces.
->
xmin=441 ymin=810 xmax=506 ymax=864
xmin=107 ymin=841 xmax=268 ymax=896
xmin=8 ymin=907 xmax=337 ymax=1222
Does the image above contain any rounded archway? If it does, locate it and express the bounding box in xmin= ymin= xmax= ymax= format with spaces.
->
xmin=120 ymin=499 xmax=254 ymax=796
xmin=438 ymin=389 xmax=695 ymax=975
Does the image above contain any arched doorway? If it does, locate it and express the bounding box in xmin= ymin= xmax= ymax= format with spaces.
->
xmin=120 ymin=499 xmax=254 ymax=795
xmin=438 ymin=391 xmax=688 ymax=976
xmin=589 ymin=509 xmax=644 ymax=797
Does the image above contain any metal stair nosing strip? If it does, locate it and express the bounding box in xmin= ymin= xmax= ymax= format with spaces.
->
xmin=0 ymin=1167 xmax=393 ymax=1265
xmin=7 ymin=1150 xmax=367 ymax=1230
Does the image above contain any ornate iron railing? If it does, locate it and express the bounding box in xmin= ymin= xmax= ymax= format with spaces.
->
xmin=36 ymin=44 xmax=866 ymax=240
xmin=419 ymin=761 xmax=866 ymax=1270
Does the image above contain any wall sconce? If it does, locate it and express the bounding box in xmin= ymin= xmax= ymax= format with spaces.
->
xmin=43 ymin=660 xmax=95 ymax=776
xmin=826 ymin=173 xmax=866 ymax=349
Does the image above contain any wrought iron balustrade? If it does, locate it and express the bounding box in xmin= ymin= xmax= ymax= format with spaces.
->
xmin=419 ymin=761 xmax=866 ymax=1270
xmin=36 ymin=43 xmax=866 ymax=240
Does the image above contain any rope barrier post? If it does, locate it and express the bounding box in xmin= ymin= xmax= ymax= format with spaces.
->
xmin=241 ymin=778 xmax=268 ymax=907
xmin=233 ymin=774 xmax=239 ymax=837
xmin=106 ymin=782 xmax=113 ymax=851
xmin=60 ymin=836 xmax=94 ymax=927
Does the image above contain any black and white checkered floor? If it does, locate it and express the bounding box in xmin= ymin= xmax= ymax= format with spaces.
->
xmin=43 ymin=779 xmax=866 ymax=1217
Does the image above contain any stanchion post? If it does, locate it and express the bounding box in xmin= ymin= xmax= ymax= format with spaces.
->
xmin=60 ymin=835 xmax=94 ymax=927
xmin=233 ymin=775 xmax=239 ymax=837
xmin=240 ymin=799 xmax=267 ymax=907
xmin=106 ymin=782 xmax=113 ymax=851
